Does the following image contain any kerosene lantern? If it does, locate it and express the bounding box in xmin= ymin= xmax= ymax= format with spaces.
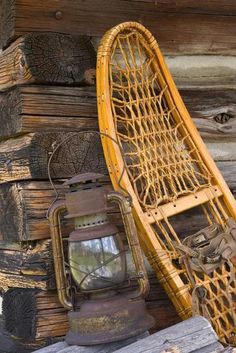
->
xmin=48 ymin=173 xmax=154 ymax=346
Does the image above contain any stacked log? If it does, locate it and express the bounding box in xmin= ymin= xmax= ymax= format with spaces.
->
xmin=0 ymin=1 xmax=235 ymax=352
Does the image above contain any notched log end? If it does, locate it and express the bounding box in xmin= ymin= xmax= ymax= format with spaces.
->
xmin=23 ymin=33 xmax=96 ymax=85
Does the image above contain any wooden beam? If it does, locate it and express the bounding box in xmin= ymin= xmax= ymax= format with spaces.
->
xmin=0 ymin=132 xmax=106 ymax=183
xmin=0 ymin=240 xmax=56 ymax=291
xmin=0 ymin=180 xmax=72 ymax=241
xmin=0 ymin=32 xmax=96 ymax=91
xmin=0 ymin=174 xmax=234 ymax=243
xmin=144 ymin=186 xmax=222 ymax=224
xmin=3 ymin=289 xmax=68 ymax=341
xmin=109 ymin=316 xmax=221 ymax=353
xmin=1 ymin=0 xmax=236 ymax=54
xmin=1 ymin=86 xmax=236 ymax=140
xmin=0 ymin=86 xmax=98 ymax=138
xmin=167 ymin=56 xmax=236 ymax=89
xmin=0 ymin=133 xmax=235 ymax=188
xmin=2 ymin=272 xmax=180 ymax=343
xmin=182 ymin=89 xmax=236 ymax=139
xmin=0 ymin=179 xmax=124 ymax=241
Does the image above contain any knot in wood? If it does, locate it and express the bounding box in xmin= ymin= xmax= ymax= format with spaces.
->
xmin=214 ymin=113 xmax=230 ymax=124
xmin=55 ymin=11 xmax=63 ymax=20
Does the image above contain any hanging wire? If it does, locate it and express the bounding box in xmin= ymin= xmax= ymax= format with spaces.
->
xmin=46 ymin=130 xmax=131 ymax=218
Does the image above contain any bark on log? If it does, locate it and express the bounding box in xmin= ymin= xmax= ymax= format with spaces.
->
xmin=1 ymin=0 xmax=236 ymax=55
xmin=0 ymin=32 xmax=96 ymax=91
xmin=0 ymin=86 xmax=97 ymax=138
xmin=0 ymin=132 xmax=106 ymax=183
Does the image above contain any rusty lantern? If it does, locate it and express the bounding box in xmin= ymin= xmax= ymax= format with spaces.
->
xmin=49 ymin=173 xmax=154 ymax=346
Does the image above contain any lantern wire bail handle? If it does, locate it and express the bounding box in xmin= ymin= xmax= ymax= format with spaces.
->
xmin=46 ymin=130 xmax=132 ymax=219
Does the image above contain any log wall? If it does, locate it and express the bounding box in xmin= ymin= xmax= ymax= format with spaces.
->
xmin=0 ymin=1 xmax=235 ymax=352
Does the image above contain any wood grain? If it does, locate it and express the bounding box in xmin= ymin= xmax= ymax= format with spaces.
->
xmin=2 ymin=272 xmax=180 ymax=343
xmin=112 ymin=316 xmax=220 ymax=353
xmin=0 ymin=179 xmax=124 ymax=241
xmin=1 ymin=0 xmax=236 ymax=54
xmin=0 ymin=85 xmax=98 ymax=138
xmin=0 ymin=32 xmax=96 ymax=91
xmin=0 ymin=132 xmax=106 ymax=183
xmin=1 ymin=171 xmax=236 ymax=243
xmin=182 ymin=89 xmax=236 ymax=139
xmin=0 ymin=240 xmax=56 ymax=291
xmin=1 ymin=85 xmax=236 ymax=139
xmin=0 ymin=180 xmax=71 ymax=241
xmin=3 ymin=289 xmax=67 ymax=341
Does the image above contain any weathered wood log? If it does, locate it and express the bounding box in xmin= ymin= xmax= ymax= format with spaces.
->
xmin=166 ymin=56 xmax=236 ymax=89
xmin=112 ymin=316 xmax=222 ymax=353
xmin=0 ymin=133 xmax=235 ymax=185
xmin=0 ymin=170 xmax=235 ymax=242
xmin=0 ymin=180 xmax=71 ymax=241
xmin=0 ymin=178 xmax=126 ymax=241
xmin=3 ymin=290 xmax=64 ymax=341
xmin=0 ymin=86 xmax=97 ymax=138
xmin=32 ymin=316 xmax=222 ymax=353
xmin=1 ymin=0 xmax=236 ymax=55
xmin=0 ymin=315 xmax=44 ymax=353
xmin=0 ymin=32 xmax=96 ymax=91
xmin=0 ymin=289 xmax=63 ymax=353
xmin=2 ymin=273 xmax=179 ymax=343
xmin=0 ymin=240 xmax=57 ymax=291
xmin=0 ymin=40 xmax=235 ymax=93
xmin=181 ymin=89 xmax=236 ymax=138
xmin=0 ymin=86 xmax=236 ymax=139
xmin=0 ymin=132 xmax=106 ymax=183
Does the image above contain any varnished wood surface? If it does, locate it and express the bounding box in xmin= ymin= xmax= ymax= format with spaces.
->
xmin=1 ymin=0 xmax=236 ymax=55
xmin=0 ymin=32 xmax=96 ymax=91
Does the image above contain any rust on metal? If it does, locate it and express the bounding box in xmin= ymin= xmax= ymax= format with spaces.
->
xmin=66 ymin=295 xmax=154 ymax=345
xmin=48 ymin=173 xmax=154 ymax=345
xmin=68 ymin=223 xmax=118 ymax=242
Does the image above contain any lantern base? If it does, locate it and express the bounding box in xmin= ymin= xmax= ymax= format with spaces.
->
xmin=65 ymin=294 xmax=154 ymax=346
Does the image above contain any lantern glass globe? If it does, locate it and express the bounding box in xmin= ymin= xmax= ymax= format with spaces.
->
xmin=69 ymin=234 xmax=127 ymax=292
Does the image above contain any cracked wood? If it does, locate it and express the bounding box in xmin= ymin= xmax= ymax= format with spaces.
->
xmin=0 ymin=32 xmax=96 ymax=91
xmin=1 ymin=0 xmax=236 ymax=54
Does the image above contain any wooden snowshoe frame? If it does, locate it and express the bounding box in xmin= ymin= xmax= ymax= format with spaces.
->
xmin=97 ymin=22 xmax=236 ymax=344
